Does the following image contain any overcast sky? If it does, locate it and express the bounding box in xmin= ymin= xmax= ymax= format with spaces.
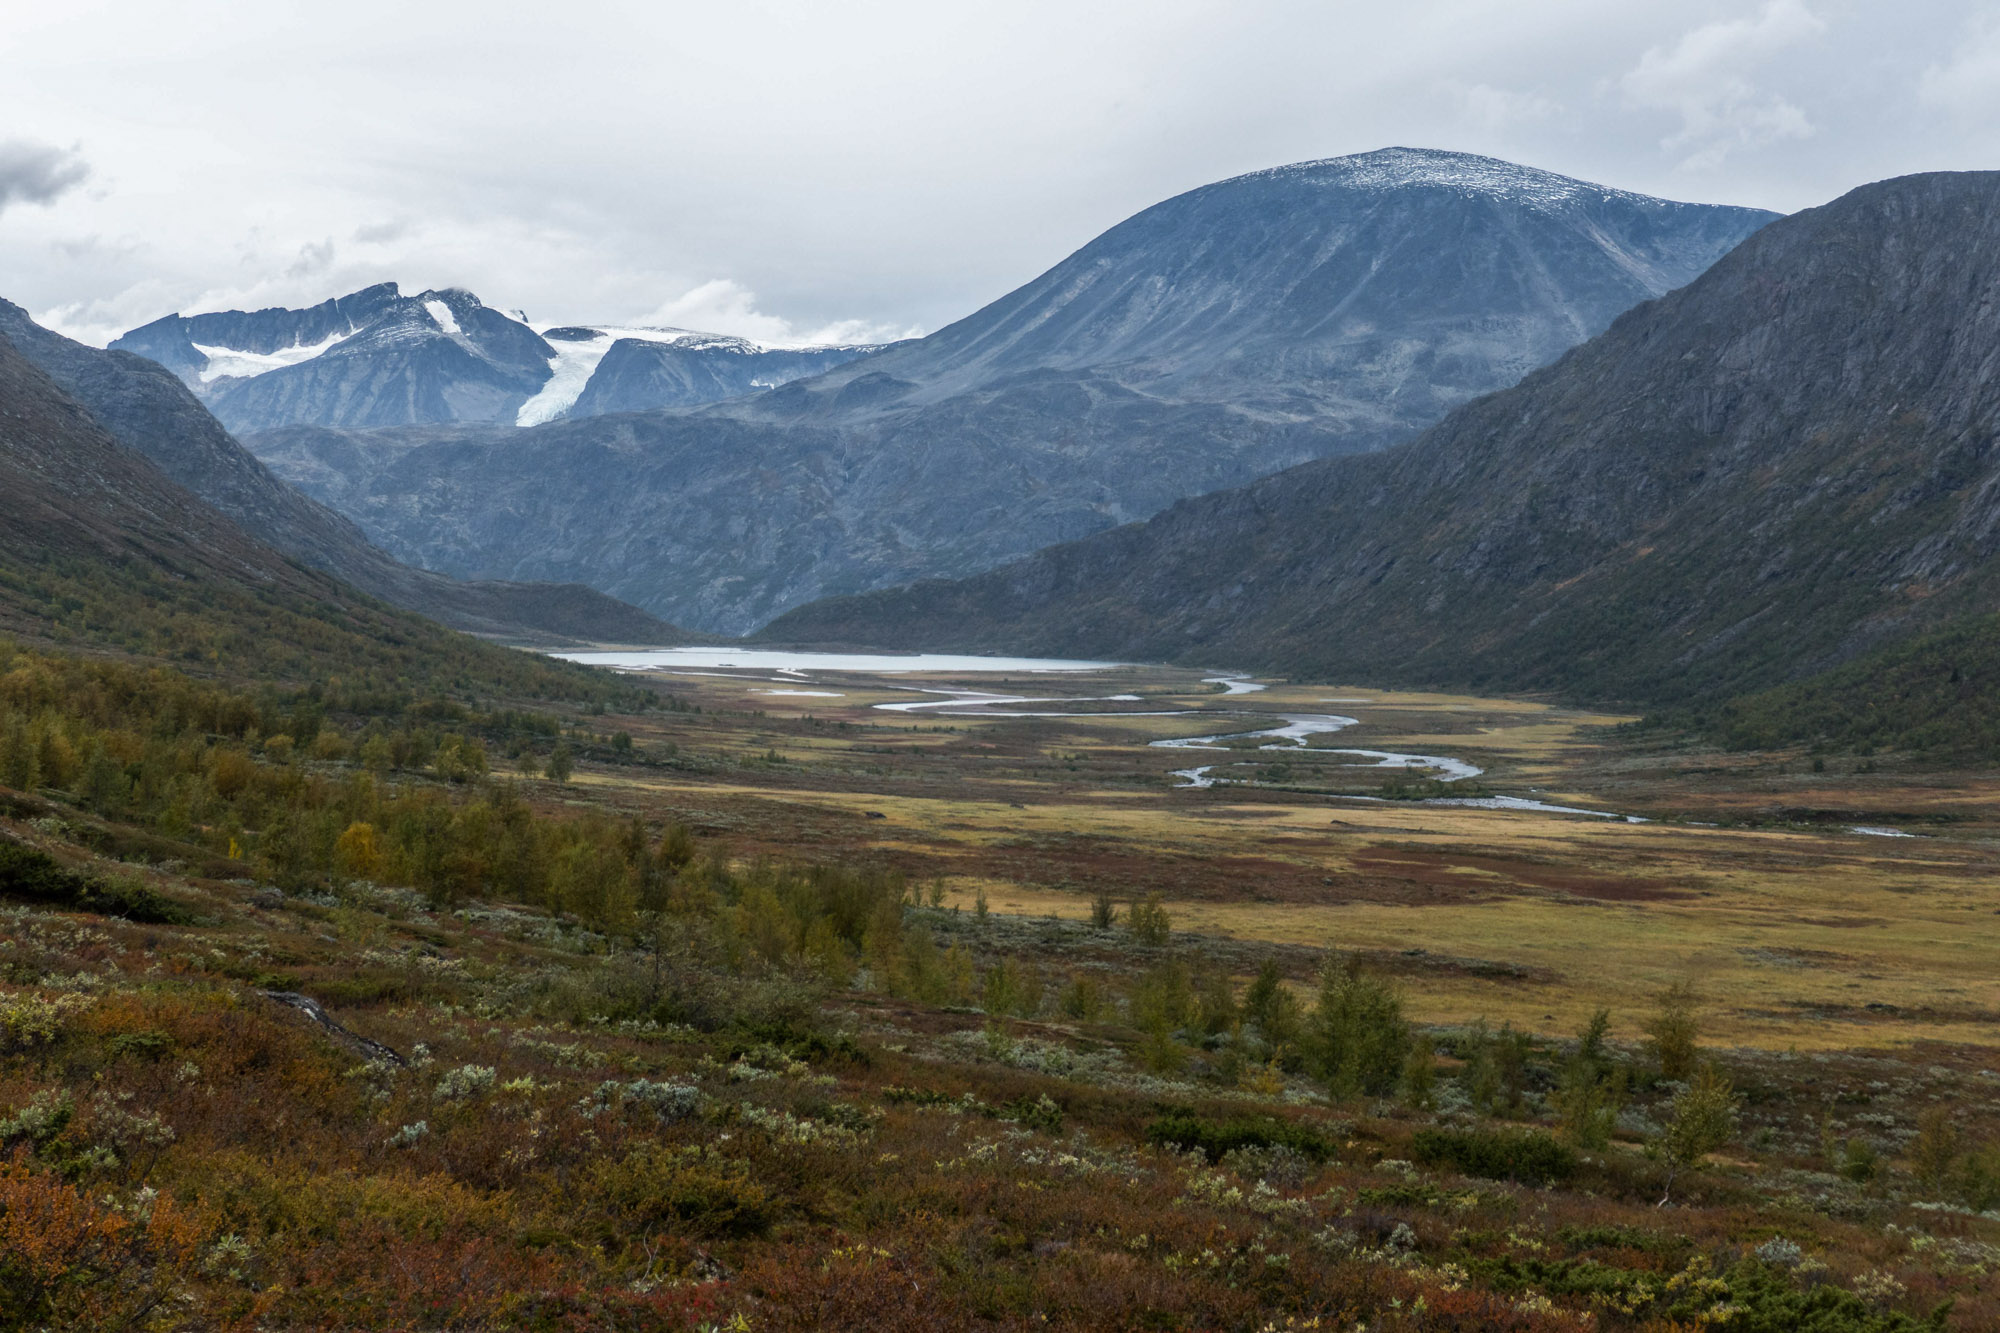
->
xmin=3 ymin=0 xmax=1996 ymax=346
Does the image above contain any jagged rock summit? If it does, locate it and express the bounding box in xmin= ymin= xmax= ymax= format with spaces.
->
xmin=112 ymin=285 xmax=880 ymax=432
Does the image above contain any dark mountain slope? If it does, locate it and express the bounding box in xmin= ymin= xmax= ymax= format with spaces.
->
xmin=2 ymin=302 xmax=688 ymax=645
xmin=241 ymin=150 xmax=1774 ymax=633
xmin=0 ymin=328 xmax=650 ymax=701
xmin=760 ymin=171 xmax=2000 ymax=706
xmin=1690 ymin=611 xmax=2000 ymax=758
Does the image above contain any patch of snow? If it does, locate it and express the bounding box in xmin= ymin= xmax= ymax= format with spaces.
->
xmin=517 ymin=329 xmax=612 ymax=426
xmin=423 ymin=299 xmax=461 ymax=334
xmin=191 ymin=330 xmax=350 ymax=383
xmin=516 ymin=324 xmax=780 ymax=426
xmin=1242 ymin=147 xmax=1671 ymax=215
xmin=1850 ymin=825 xmax=1915 ymax=838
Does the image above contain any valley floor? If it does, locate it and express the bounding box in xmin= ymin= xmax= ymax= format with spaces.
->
xmin=571 ymin=659 xmax=2000 ymax=1058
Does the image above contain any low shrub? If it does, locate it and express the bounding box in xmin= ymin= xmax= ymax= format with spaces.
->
xmin=592 ymin=1143 xmax=773 ymax=1238
xmin=0 ymin=992 xmax=91 ymax=1052
xmin=1556 ymin=1223 xmax=1688 ymax=1255
xmin=1411 ymin=1126 xmax=1577 ymax=1186
xmin=0 ymin=838 xmax=195 ymax=924
xmin=1144 ymin=1111 xmax=1333 ymax=1163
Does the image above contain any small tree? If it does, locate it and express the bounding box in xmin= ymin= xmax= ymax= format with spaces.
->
xmin=1059 ymin=972 xmax=1105 ymax=1022
xmin=1575 ymin=1008 xmax=1613 ymax=1078
xmin=1553 ymin=1009 xmax=1624 ymax=1149
xmin=1402 ymin=1034 xmax=1437 ymax=1110
xmin=1554 ymin=1056 xmax=1625 ymax=1150
xmin=1242 ymin=959 xmax=1303 ymax=1060
xmin=1127 ymin=893 xmax=1172 ymax=946
xmin=545 ymin=740 xmax=574 ymax=785
xmin=333 ymin=821 xmax=384 ymax=881
xmin=1311 ymin=957 xmax=1409 ymax=1099
xmin=1494 ymin=1023 xmax=1533 ymax=1116
xmin=78 ymin=743 xmax=127 ymax=814
xmin=1090 ymin=892 xmax=1118 ymax=931
xmin=1657 ymin=1062 xmax=1739 ymax=1205
xmin=1460 ymin=1020 xmax=1502 ymax=1114
xmin=1910 ymin=1106 xmax=1961 ymax=1195
xmin=1647 ymin=981 xmax=1701 ymax=1081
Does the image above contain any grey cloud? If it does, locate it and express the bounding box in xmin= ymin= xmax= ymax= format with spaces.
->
xmin=286 ymin=239 xmax=336 ymax=279
xmin=0 ymin=140 xmax=89 ymax=215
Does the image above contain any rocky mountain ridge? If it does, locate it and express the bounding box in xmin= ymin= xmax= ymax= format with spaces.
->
xmin=234 ymin=149 xmax=1777 ymax=633
xmin=112 ymin=286 xmax=879 ymax=432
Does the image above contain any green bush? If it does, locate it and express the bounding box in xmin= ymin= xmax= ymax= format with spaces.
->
xmin=1411 ymin=1127 xmax=1577 ymax=1185
xmin=1144 ymin=1111 xmax=1333 ymax=1164
xmin=0 ymin=838 xmax=194 ymax=924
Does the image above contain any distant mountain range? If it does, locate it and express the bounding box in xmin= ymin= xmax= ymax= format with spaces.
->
xmin=110 ymin=284 xmax=881 ymax=433
xmin=212 ymin=149 xmax=1777 ymax=633
xmin=0 ymin=300 xmax=688 ymax=645
xmin=763 ymin=171 xmax=2000 ymax=713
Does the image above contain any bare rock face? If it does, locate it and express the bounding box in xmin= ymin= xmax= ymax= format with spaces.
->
xmin=233 ymin=149 xmax=1775 ymax=633
xmin=761 ymin=171 xmax=2000 ymax=706
xmin=113 ymin=284 xmax=556 ymax=432
xmin=561 ymin=332 xmax=881 ymax=419
xmin=112 ymin=290 xmax=883 ymax=434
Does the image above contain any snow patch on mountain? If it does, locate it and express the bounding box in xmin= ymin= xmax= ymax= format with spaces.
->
xmin=1245 ymin=147 xmax=1666 ymax=213
xmin=423 ymin=299 xmax=461 ymax=334
xmin=516 ymin=325 xmax=730 ymax=426
xmin=191 ymin=330 xmax=351 ymax=383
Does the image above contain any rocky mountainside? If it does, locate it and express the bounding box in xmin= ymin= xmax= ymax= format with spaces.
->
xmin=113 ymin=287 xmax=879 ymax=432
xmin=742 ymin=147 xmax=1775 ymax=425
xmin=3 ymin=301 xmax=688 ymax=645
xmin=760 ymin=171 xmax=2000 ymax=706
xmin=553 ymin=329 xmax=879 ymax=421
xmin=239 ymin=149 xmax=1775 ymax=633
xmin=115 ymin=284 xmax=553 ymax=431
